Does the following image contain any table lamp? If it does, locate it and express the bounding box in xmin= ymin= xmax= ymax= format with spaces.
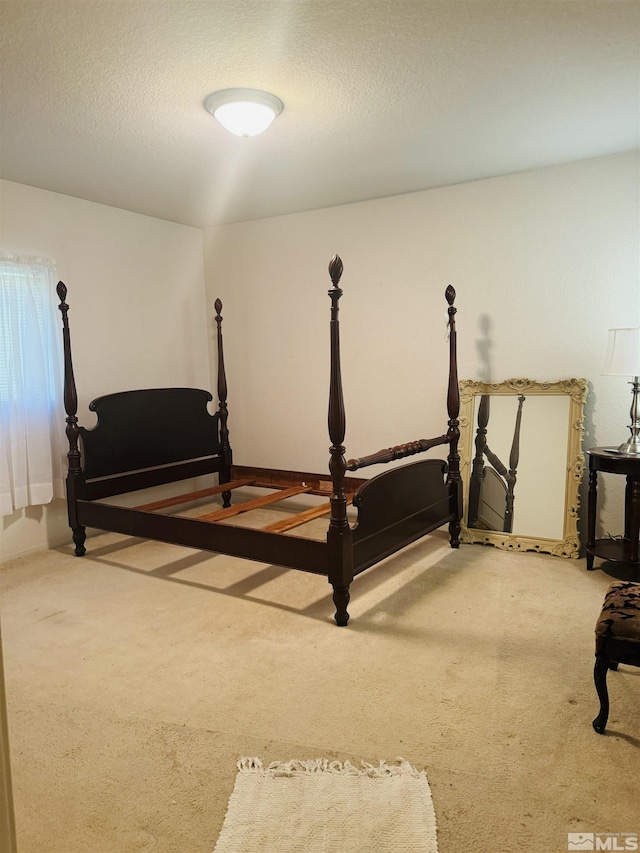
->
xmin=602 ymin=326 xmax=640 ymax=454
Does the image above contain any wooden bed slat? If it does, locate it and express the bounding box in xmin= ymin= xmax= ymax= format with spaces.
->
xmin=194 ymin=486 xmax=312 ymax=522
xmin=133 ymin=478 xmax=255 ymax=512
xmin=263 ymin=498 xmax=353 ymax=534
xmin=231 ymin=464 xmax=367 ymax=497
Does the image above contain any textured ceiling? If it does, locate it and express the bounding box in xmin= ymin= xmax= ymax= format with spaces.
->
xmin=1 ymin=1 xmax=638 ymax=228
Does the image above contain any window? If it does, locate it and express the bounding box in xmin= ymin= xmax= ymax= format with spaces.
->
xmin=0 ymin=254 xmax=65 ymax=516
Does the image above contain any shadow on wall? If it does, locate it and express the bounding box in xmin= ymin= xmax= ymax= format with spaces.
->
xmin=475 ymin=313 xmax=493 ymax=383
xmin=1 ymin=499 xmax=70 ymax=562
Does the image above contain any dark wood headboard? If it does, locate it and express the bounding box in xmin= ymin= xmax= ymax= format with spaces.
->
xmin=57 ymin=281 xmax=233 ymax=502
xmin=79 ymin=388 xmax=220 ymax=480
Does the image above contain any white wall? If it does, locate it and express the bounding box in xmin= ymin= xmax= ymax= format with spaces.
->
xmin=0 ymin=180 xmax=208 ymax=560
xmin=202 ymin=152 xmax=639 ymax=544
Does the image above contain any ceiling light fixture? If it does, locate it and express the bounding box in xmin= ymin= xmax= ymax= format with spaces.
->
xmin=204 ymin=88 xmax=283 ymax=137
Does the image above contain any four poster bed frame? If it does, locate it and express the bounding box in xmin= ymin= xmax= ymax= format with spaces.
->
xmin=56 ymin=255 xmax=462 ymax=626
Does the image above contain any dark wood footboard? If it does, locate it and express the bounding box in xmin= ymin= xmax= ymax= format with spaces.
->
xmin=352 ymin=458 xmax=452 ymax=573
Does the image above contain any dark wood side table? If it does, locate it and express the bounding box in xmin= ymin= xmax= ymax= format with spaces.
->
xmin=586 ymin=447 xmax=640 ymax=578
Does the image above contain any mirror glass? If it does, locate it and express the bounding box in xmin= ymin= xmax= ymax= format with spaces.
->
xmin=459 ymin=379 xmax=587 ymax=557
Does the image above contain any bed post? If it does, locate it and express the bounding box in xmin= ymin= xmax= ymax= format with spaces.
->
xmin=468 ymin=394 xmax=490 ymax=528
xmin=214 ymin=299 xmax=233 ymax=508
xmin=56 ymin=282 xmax=86 ymax=556
xmin=504 ymin=394 xmax=525 ymax=533
xmin=445 ymin=285 xmax=462 ymax=547
xmin=327 ymin=254 xmax=353 ymax=626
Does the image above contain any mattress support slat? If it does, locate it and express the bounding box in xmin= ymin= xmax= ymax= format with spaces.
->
xmin=133 ymin=478 xmax=255 ymax=512
xmin=194 ymin=486 xmax=313 ymax=522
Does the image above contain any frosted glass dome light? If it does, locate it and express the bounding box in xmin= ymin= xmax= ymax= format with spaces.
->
xmin=204 ymin=89 xmax=283 ymax=137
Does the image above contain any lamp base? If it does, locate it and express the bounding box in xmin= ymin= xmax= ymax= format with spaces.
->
xmin=617 ymin=437 xmax=640 ymax=455
xmin=617 ymin=376 xmax=640 ymax=455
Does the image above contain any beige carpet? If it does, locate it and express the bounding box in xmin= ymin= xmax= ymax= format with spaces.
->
xmin=0 ymin=521 xmax=638 ymax=853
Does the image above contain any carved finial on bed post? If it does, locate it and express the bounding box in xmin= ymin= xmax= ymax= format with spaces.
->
xmin=327 ymin=254 xmax=352 ymax=626
xmin=56 ymin=282 xmax=86 ymax=556
xmin=328 ymin=253 xmax=343 ymax=289
xmin=214 ymin=298 xmax=232 ymax=508
xmin=445 ymin=285 xmax=461 ymax=547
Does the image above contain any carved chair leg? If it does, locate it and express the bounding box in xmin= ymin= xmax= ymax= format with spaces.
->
xmin=221 ymin=490 xmax=232 ymax=508
xmin=593 ymin=655 xmax=610 ymax=734
xmin=72 ymin=525 xmax=86 ymax=557
xmin=332 ymin=585 xmax=350 ymax=627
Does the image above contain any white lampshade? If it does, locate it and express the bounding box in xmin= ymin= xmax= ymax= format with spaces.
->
xmin=602 ymin=327 xmax=640 ymax=376
xmin=204 ymin=89 xmax=283 ymax=137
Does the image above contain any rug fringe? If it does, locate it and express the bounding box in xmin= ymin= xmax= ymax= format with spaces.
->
xmin=237 ymin=757 xmax=427 ymax=779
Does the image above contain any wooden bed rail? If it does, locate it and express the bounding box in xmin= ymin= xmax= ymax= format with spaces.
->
xmin=346 ymin=435 xmax=449 ymax=472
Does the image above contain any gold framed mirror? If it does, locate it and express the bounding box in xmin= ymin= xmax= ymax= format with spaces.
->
xmin=459 ymin=378 xmax=587 ymax=558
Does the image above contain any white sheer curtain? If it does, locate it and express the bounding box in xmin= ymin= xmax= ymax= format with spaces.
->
xmin=0 ymin=253 xmax=66 ymax=516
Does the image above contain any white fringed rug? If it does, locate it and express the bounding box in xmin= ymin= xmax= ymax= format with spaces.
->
xmin=213 ymin=757 xmax=438 ymax=853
